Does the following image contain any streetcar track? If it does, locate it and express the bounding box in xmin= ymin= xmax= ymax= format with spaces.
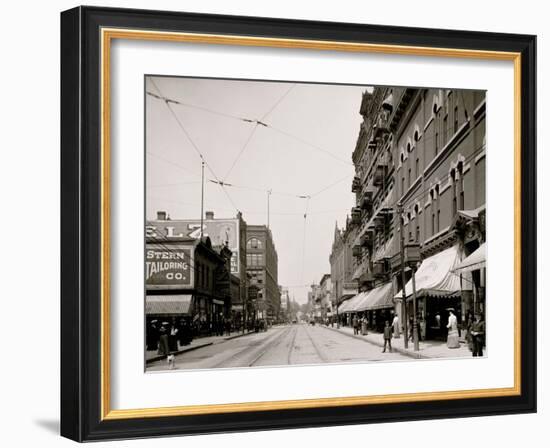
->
xmin=248 ymin=326 xmax=294 ymax=366
xmin=286 ymin=325 xmax=299 ymax=365
xmin=303 ymin=324 xmax=329 ymax=363
xmin=210 ymin=328 xmax=286 ymax=368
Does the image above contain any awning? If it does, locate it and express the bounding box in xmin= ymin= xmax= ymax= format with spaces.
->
xmin=394 ymin=245 xmax=468 ymax=299
xmin=458 ymin=205 xmax=485 ymax=220
xmin=146 ymin=294 xmax=193 ymax=315
xmin=212 ymin=299 xmax=224 ymax=306
xmin=338 ymin=292 xmax=366 ymax=313
xmin=356 ymin=282 xmax=394 ymax=311
xmin=452 ymin=243 xmax=486 ymax=274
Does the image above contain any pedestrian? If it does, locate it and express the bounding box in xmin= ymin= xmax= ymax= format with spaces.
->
xmin=157 ymin=322 xmax=170 ymax=356
xmin=471 ymin=313 xmax=485 ymax=357
xmin=352 ymin=314 xmax=359 ymax=335
xmin=465 ymin=312 xmax=474 ymax=351
xmin=408 ymin=315 xmax=414 ymax=342
xmin=361 ymin=315 xmax=368 ymax=336
xmin=168 ymin=318 xmax=179 ymax=352
xmin=446 ymin=309 xmax=460 ymax=348
xmin=146 ymin=319 xmax=159 ymax=351
xmin=392 ymin=314 xmax=400 ymax=338
xmin=382 ymin=320 xmax=393 ymax=353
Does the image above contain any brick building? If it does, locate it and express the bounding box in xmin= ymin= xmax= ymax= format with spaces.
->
xmin=341 ymin=86 xmax=486 ymax=339
xmin=245 ymin=225 xmax=281 ymax=322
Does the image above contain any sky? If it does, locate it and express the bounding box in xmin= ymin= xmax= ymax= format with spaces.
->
xmin=146 ymin=76 xmax=367 ymax=303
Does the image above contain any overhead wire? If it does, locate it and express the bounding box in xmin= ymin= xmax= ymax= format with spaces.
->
xmin=148 ymin=77 xmax=241 ymax=214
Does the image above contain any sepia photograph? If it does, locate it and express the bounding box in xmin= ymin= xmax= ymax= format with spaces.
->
xmin=144 ymin=75 xmax=487 ymax=372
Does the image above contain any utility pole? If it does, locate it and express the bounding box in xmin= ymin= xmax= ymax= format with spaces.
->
xmin=200 ymin=159 xmax=205 ymax=238
xmin=397 ymin=201 xmax=408 ymax=349
xmin=411 ymin=265 xmax=420 ymax=351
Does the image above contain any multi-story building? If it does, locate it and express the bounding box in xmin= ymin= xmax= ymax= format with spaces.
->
xmin=318 ymin=274 xmax=332 ymax=320
xmin=329 ymin=219 xmax=359 ymax=317
xmin=245 ymin=225 xmax=280 ymax=321
xmin=279 ymin=286 xmax=291 ymax=322
xmin=145 ymin=235 xmax=233 ymax=335
xmin=342 ymin=87 xmax=486 ymax=338
xmin=146 ymin=210 xmax=248 ymax=324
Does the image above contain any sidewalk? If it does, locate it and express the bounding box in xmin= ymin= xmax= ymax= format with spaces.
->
xmin=325 ymin=325 xmax=472 ymax=359
xmin=146 ymin=330 xmax=255 ymax=363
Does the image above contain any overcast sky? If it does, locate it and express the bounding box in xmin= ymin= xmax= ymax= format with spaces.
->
xmin=146 ymin=76 xmax=367 ymax=303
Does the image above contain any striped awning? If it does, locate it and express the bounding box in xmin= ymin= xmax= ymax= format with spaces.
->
xmin=146 ymin=294 xmax=193 ymax=315
xmin=394 ymin=244 xmax=468 ymax=299
xmin=452 ymin=243 xmax=486 ymax=274
xmin=356 ymin=282 xmax=394 ymax=311
xmin=338 ymin=292 xmax=366 ymax=313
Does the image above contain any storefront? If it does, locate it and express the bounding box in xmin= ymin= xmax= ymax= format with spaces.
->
xmin=356 ymin=282 xmax=394 ymax=332
xmin=394 ymin=244 xmax=471 ymax=341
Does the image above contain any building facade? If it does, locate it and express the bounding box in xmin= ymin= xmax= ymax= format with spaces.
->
xmin=329 ymin=219 xmax=359 ymax=315
xmin=145 ymin=236 xmax=233 ymax=335
xmin=245 ymin=225 xmax=280 ymax=321
xmin=341 ymin=87 xmax=486 ymax=339
xmin=146 ymin=210 xmax=248 ymax=323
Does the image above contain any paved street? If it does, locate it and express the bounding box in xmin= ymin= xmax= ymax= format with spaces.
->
xmin=147 ymin=323 xmax=407 ymax=371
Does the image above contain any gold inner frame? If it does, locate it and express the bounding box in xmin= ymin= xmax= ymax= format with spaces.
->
xmin=100 ymin=27 xmax=522 ymax=420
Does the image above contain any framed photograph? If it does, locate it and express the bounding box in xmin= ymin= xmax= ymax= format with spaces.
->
xmin=60 ymin=6 xmax=537 ymax=441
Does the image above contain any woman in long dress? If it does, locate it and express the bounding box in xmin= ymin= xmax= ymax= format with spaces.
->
xmin=446 ymin=310 xmax=460 ymax=348
xmin=392 ymin=314 xmax=400 ymax=338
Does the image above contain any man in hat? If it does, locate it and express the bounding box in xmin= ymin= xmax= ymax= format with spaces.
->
xmin=471 ymin=313 xmax=485 ymax=356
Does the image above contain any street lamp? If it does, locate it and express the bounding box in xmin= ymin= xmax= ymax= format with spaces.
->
xmin=404 ymin=240 xmax=421 ymax=351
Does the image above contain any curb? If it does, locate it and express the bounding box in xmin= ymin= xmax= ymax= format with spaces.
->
xmin=146 ymin=342 xmax=213 ymax=364
xmin=223 ymin=331 xmax=255 ymax=341
xmin=146 ymin=331 xmax=257 ymax=364
xmin=324 ymin=325 xmax=428 ymax=359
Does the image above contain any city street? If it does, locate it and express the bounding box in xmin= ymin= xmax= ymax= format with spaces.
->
xmin=147 ymin=323 xmax=408 ymax=371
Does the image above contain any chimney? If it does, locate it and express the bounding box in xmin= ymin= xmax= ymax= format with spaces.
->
xmin=157 ymin=211 xmax=167 ymax=220
xmin=205 ymin=211 xmax=214 ymax=220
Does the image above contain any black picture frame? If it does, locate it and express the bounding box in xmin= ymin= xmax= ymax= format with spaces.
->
xmin=61 ymin=5 xmax=536 ymax=442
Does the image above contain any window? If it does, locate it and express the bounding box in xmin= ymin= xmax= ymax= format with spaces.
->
xmin=443 ymin=115 xmax=448 ymax=144
xmin=454 ymin=106 xmax=458 ymax=133
xmin=416 ymin=225 xmax=420 ymax=242
xmin=416 ymin=158 xmax=419 ymax=178
xmin=408 ymin=168 xmax=411 ymax=187
xmin=247 ymin=238 xmax=262 ymax=249
xmin=247 ymin=253 xmax=264 ymax=267
xmin=435 ymin=132 xmax=439 ymax=155
xmin=401 ymin=176 xmax=405 ymax=194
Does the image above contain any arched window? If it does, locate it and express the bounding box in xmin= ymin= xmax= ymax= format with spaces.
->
xmin=413 ymin=124 xmax=421 ymax=143
xmin=247 ymin=238 xmax=262 ymax=250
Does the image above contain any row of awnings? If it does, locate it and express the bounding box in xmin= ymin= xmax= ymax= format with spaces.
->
xmin=341 ymin=242 xmax=486 ymax=313
xmin=338 ymin=282 xmax=393 ymax=313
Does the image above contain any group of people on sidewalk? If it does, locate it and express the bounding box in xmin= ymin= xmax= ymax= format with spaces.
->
xmin=147 ymin=317 xmax=194 ymax=357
